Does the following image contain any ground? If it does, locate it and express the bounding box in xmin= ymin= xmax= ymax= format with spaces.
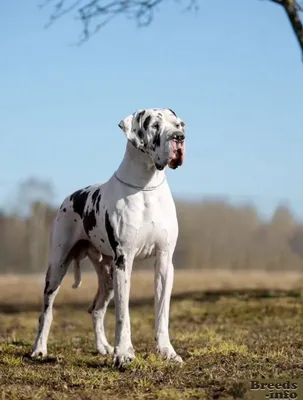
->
xmin=0 ymin=270 xmax=302 ymax=399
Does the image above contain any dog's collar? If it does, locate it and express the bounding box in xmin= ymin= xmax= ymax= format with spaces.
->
xmin=114 ymin=172 xmax=166 ymax=191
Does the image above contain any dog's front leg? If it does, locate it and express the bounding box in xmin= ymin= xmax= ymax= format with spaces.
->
xmin=154 ymin=250 xmax=182 ymax=363
xmin=113 ymin=253 xmax=135 ymax=367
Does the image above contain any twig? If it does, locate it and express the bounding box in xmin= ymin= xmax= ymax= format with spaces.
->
xmin=40 ymin=0 xmax=303 ymax=59
xmin=282 ymin=0 xmax=303 ymax=57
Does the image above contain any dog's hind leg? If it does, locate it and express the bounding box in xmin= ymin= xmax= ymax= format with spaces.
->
xmin=31 ymin=262 xmax=67 ymax=358
xmin=88 ymin=254 xmax=114 ymax=355
xmin=31 ymin=217 xmax=79 ymax=358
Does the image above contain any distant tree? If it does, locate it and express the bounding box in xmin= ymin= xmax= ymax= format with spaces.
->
xmin=14 ymin=177 xmax=55 ymax=271
xmin=15 ymin=177 xmax=55 ymax=215
xmin=40 ymin=0 xmax=303 ymax=59
xmin=288 ymin=223 xmax=303 ymax=257
xmin=271 ymin=203 xmax=296 ymax=231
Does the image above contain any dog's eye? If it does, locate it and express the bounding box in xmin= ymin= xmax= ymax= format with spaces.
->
xmin=152 ymin=123 xmax=160 ymax=131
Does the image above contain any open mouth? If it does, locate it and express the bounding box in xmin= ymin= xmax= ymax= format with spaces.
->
xmin=168 ymin=139 xmax=185 ymax=169
xmin=168 ymin=155 xmax=183 ymax=169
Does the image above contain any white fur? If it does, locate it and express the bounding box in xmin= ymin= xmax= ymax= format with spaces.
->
xmin=31 ymin=108 xmax=185 ymax=367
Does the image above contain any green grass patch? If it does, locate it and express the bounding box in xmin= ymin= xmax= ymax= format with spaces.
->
xmin=1 ymin=290 xmax=302 ymax=399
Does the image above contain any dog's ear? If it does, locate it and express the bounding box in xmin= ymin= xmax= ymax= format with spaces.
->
xmin=118 ymin=110 xmax=145 ymax=149
xmin=118 ymin=114 xmax=133 ymax=137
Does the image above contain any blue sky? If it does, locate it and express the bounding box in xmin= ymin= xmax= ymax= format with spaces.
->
xmin=1 ymin=0 xmax=303 ymax=218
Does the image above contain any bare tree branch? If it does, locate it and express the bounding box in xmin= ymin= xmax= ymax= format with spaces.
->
xmin=282 ymin=0 xmax=303 ymax=55
xmin=268 ymin=0 xmax=303 ymax=57
xmin=39 ymin=0 xmax=172 ymax=44
xmin=40 ymin=0 xmax=303 ymax=60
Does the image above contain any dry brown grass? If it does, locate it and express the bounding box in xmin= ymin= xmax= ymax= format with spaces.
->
xmin=1 ymin=269 xmax=303 ymax=399
xmin=1 ymin=269 xmax=302 ymax=309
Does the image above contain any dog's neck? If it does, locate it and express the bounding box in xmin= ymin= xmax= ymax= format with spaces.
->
xmin=115 ymin=141 xmax=166 ymax=190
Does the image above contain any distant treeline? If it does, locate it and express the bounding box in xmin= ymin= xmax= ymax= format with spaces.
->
xmin=1 ymin=196 xmax=303 ymax=273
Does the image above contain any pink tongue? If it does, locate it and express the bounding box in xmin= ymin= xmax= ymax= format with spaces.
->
xmin=171 ymin=140 xmax=185 ymax=163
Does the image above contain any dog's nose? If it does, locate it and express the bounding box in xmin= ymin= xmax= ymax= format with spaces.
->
xmin=171 ymin=132 xmax=185 ymax=142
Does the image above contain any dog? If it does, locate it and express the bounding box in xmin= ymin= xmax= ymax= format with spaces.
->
xmin=31 ymin=108 xmax=186 ymax=367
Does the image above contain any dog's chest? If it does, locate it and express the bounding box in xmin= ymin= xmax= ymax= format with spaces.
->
xmin=134 ymin=221 xmax=167 ymax=259
xmin=131 ymin=193 xmax=178 ymax=259
xmin=90 ymin=183 xmax=178 ymax=259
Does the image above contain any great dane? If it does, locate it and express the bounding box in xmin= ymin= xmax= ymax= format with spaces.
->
xmin=31 ymin=108 xmax=186 ymax=367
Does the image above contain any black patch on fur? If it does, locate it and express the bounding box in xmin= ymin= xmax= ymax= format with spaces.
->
xmin=101 ymin=238 xmax=105 ymax=243
xmin=136 ymin=110 xmax=145 ymax=123
xmin=137 ymin=129 xmax=144 ymax=140
xmin=44 ymin=302 xmax=49 ymax=312
xmin=89 ymin=297 xmax=97 ymax=314
xmin=91 ymin=189 xmax=100 ymax=206
xmin=130 ymin=139 xmax=138 ymax=149
xmin=180 ymin=121 xmax=185 ymax=127
xmin=70 ymin=189 xmax=90 ymax=218
xmin=74 ymin=219 xmax=77 ymax=222
xmin=140 ymin=149 xmax=146 ymax=153
xmin=105 ymin=210 xmax=118 ymax=259
xmin=116 ymin=254 xmax=125 ymax=271
xmin=83 ymin=209 xmax=97 ymax=236
xmin=46 ymin=288 xmax=54 ymax=295
xmin=153 ymin=122 xmax=160 ymax=131
xmin=168 ymin=109 xmax=177 ymax=117
xmin=44 ymin=281 xmax=50 ymax=294
xmin=62 ymin=208 xmax=66 ymax=212
xmin=153 ymin=132 xmax=161 ymax=149
xmin=143 ymin=115 xmax=151 ymax=131
xmin=96 ymin=194 xmax=102 ymax=214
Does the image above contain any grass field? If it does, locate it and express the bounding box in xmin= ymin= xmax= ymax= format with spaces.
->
xmin=0 ymin=269 xmax=303 ymax=399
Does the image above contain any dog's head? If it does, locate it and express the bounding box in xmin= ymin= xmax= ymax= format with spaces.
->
xmin=119 ymin=108 xmax=186 ymax=170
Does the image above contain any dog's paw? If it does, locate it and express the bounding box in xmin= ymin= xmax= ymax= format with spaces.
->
xmin=30 ymin=347 xmax=47 ymax=359
xmin=157 ymin=346 xmax=183 ymax=363
xmin=97 ymin=343 xmax=114 ymax=356
xmin=113 ymin=346 xmax=135 ymax=368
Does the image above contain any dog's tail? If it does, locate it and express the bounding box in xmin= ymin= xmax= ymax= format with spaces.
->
xmin=72 ymin=259 xmax=82 ymax=289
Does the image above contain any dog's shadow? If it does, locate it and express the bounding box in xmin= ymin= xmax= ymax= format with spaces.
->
xmin=169 ymin=287 xmax=302 ymax=303
xmin=23 ymin=353 xmax=60 ymax=364
xmin=23 ymin=352 xmax=117 ymax=369
xmin=0 ymin=288 xmax=301 ymax=315
xmin=25 ymin=354 xmax=127 ymax=371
